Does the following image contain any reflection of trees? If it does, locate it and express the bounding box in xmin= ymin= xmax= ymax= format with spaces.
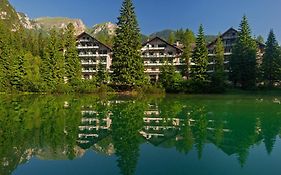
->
xmin=1 ymin=95 xmax=281 ymax=174
xmin=0 ymin=96 xmax=82 ymax=175
xmin=111 ymin=100 xmax=145 ymax=175
xmin=192 ymin=106 xmax=208 ymax=159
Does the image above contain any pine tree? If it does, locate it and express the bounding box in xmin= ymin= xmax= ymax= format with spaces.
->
xmin=0 ymin=21 xmax=12 ymax=91
xmin=159 ymin=60 xmax=182 ymax=92
xmin=41 ymin=29 xmax=65 ymax=91
xmin=190 ymin=25 xmax=208 ymax=82
xmin=211 ymin=36 xmax=226 ymax=92
xmin=175 ymin=29 xmax=185 ymax=43
xmin=111 ymin=0 xmax=146 ymax=89
xmin=256 ymin=35 xmax=264 ymax=44
xmin=230 ymin=15 xmax=257 ymax=89
xmin=23 ymin=52 xmax=41 ymax=92
xmin=182 ymin=29 xmax=195 ymax=78
xmin=261 ymin=30 xmax=281 ymax=87
xmin=10 ymin=50 xmax=26 ymax=91
xmin=97 ymin=61 xmax=109 ymax=85
xmin=168 ymin=32 xmax=175 ymax=44
xmin=64 ymin=23 xmax=82 ymax=87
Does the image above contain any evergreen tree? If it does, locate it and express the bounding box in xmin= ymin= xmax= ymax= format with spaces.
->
xmin=0 ymin=22 xmax=13 ymax=91
xmin=175 ymin=28 xmax=185 ymax=43
xmin=23 ymin=52 xmax=41 ymax=92
xmin=41 ymin=29 xmax=65 ymax=91
xmin=261 ymin=30 xmax=281 ymax=87
xmin=111 ymin=0 xmax=146 ymax=89
xmin=190 ymin=25 xmax=208 ymax=82
xmin=10 ymin=51 xmax=26 ymax=91
xmin=256 ymin=35 xmax=265 ymax=44
xmin=168 ymin=32 xmax=175 ymax=44
xmin=230 ymin=16 xmax=257 ymax=89
xmin=211 ymin=36 xmax=226 ymax=92
xmin=182 ymin=29 xmax=195 ymax=77
xmin=97 ymin=61 xmax=109 ymax=85
xmin=64 ymin=23 xmax=82 ymax=87
xmin=159 ymin=60 xmax=182 ymax=92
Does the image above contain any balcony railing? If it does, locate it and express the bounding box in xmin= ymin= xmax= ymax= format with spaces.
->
xmin=82 ymin=70 xmax=97 ymax=73
xmin=77 ymin=45 xmax=99 ymax=49
xmin=141 ymin=47 xmax=166 ymax=51
xmin=144 ymin=62 xmax=184 ymax=66
xmin=79 ymin=53 xmax=108 ymax=57
xmin=142 ymin=54 xmax=176 ymax=58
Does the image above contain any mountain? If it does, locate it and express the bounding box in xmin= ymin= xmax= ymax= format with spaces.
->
xmin=32 ymin=17 xmax=86 ymax=34
xmin=17 ymin=12 xmax=33 ymax=29
xmin=0 ymin=0 xmax=22 ymax=30
xmin=149 ymin=29 xmax=217 ymax=43
xmin=89 ymin=22 xmax=117 ymax=36
xmin=150 ymin=29 xmax=175 ymax=40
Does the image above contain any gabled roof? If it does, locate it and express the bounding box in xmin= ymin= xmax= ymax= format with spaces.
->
xmin=142 ymin=36 xmax=183 ymax=52
xmin=207 ymin=27 xmax=238 ymax=48
xmin=77 ymin=32 xmax=112 ymax=51
xmin=207 ymin=27 xmax=266 ymax=49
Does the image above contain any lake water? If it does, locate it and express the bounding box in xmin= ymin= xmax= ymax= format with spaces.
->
xmin=1 ymin=94 xmax=281 ymax=175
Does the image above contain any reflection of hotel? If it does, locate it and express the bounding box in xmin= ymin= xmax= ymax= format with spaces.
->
xmin=77 ymin=107 xmax=112 ymax=149
xmin=76 ymin=103 xmax=234 ymax=149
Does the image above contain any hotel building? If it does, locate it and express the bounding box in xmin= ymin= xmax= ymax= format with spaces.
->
xmin=77 ymin=32 xmax=112 ymax=80
xmin=77 ymin=28 xmax=265 ymax=81
xmin=207 ymin=27 xmax=265 ymax=73
xmin=141 ymin=37 xmax=183 ymax=82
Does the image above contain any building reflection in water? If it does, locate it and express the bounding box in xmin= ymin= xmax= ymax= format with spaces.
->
xmin=1 ymin=96 xmax=281 ymax=175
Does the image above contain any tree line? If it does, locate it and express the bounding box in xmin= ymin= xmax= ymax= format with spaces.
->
xmin=0 ymin=20 xmax=87 ymax=93
xmin=158 ymin=16 xmax=281 ymax=92
xmin=1 ymin=0 xmax=281 ymax=93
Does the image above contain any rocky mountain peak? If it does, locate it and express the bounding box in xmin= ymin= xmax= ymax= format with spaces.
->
xmin=91 ymin=22 xmax=117 ymax=36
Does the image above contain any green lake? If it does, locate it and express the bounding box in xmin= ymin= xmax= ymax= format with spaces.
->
xmin=1 ymin=94 xmax=281 ymax=175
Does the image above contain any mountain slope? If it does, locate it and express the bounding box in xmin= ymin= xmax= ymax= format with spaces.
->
xmin=0 ymin=0 xmax=22 ymax=30
xmin=32 ymin=17 xmax=86 ymax=34
xmin=149 ymin=29 xmax=217 ymax=43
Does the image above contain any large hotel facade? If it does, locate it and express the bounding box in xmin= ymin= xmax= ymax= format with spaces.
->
xmin=76 ymin=28 xmax=265 ymax=81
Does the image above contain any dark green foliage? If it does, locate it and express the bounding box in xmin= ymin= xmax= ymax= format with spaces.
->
xmin=112 ymin=100 xmax=145 ymax=175
xmin=10 ymin=51 xmax=26 ymax=91
xmin=0 ymin=21 xmax=13 ymax=91
xmin=168 ymin=32 xmax=176 ymax=44
xmin=111 ymin=0 xmax=146 ymax=89
xmin=41 ymin=29 xmax=65 ymax=91
xmin=97 ymin=62 xmax=109 ymax=85
xmin=95 ymin=32 xmax=114 ymax=47
xmin=182 ymin=29 xmax=196 ymax=77
xmin=64 ymin=23 xmax=82 ymax=87
xmin=210 ymin=36 xmax=226 ymax=92
xmin=256 ymin=35 xmax=264 ymax=44
xmin=261 ymin=30 xmax=281 ymax=87
xmin=230 ymin=16 xmax=257 ymax=89
xmin=159 ymin=61 xmax=183 ymax=92
xmin=190 ymin=25 xmax=209 ymax=82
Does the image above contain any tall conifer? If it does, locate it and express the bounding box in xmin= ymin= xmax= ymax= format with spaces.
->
xmin=65 ymin=23 xmax=82 ymax=86
xmin=261 ymin=30 xmax=281 ymax=87
xmin=230 ymin=16 xmax=257 ymax=89
xmin=211 ymin=36 xmax=226 ymax=91
xmin=190 ymin=25 xmax=208 ymax=82
xmin=111 ymin=0 xmax=146 ymax=89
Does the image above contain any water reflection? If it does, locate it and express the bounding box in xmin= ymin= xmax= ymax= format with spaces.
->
xmin=0 ymin=95 xmax=281 ymax=175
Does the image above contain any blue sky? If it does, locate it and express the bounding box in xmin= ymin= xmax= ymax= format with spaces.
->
xmin=9 ymin=0 xmax=281 ymax=41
